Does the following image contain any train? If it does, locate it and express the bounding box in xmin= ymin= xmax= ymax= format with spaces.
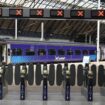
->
xmin=0 ymin=39 xmax=97 ymax=64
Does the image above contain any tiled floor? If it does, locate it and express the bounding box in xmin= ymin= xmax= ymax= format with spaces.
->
xmin=0 ymin=92 xmax=105 ymax=105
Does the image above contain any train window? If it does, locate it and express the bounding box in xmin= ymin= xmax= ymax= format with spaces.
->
xmin=12 ymin=49 xmax=16 ymax=56
xmin=83 ymin=50 xmax=88 ymax=55
xmin=26 ymin=49 xmax=35 ymax=56
xmin=58 ymin=49 xmax=65 ymax=55
xmin=17 ymin=48 xmax=22 ymax=55
xmin=89 ymin=50 xmax=96 ymax=55
xmin=12 ymin=48 xmax=22 ymax=56
xmin=67 ymin=50 xmax=73 ymax=55
xmin=48 ymin=49 xmax=56 ymax=55
xmin=38 ymin=49 xmax=46 ymax=56
xmin=75 ymin=50 xmax=81 ymax=55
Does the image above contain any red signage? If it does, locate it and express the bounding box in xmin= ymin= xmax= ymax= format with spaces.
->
xmin=9 ymin=9 xmax=23 ymax=17
xmin=91 ymin=10 xmax=105 ymax=18
xmin=16 ymin=9 xmax=22 ymax=16
xmin=77 ymin=10 xmax=84 ymax=17
xmin=57 ymin=10 xmax=63 ymax=17
xmin=50 ymin=9 xmax=64 ymax=17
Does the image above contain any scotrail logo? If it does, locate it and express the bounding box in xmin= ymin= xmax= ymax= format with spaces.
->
xmin=55 ymin=56 xmax=65 ymax=60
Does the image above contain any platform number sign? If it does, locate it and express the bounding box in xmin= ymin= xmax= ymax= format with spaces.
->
xmin=30 ymin=9 xmax=43 ymax=17
xmin=50 ymin=9 xmax=64 ymax=18
xmin=70 ymin=10 xmax=84 ymax=18
xmin=91 ymin=10 xmax=105 ymax=18
xmin=9 ymin=9 xmax=23 ymax=17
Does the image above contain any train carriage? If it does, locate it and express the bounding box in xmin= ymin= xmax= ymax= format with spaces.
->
xmin=0 ymin=39 xmax=97 ymax=64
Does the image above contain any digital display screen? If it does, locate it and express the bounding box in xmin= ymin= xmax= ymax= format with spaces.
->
xmin=50 ymin=9 xmax=64 ymax=17
xmin=30 ymin=9 xmax=44 ymax=17
xmin=70 ymin=10 xmax=84 ymax=18
xmin=91 ymin=10 xmax=105 ymax=18
xmin=9 ymin=9 xmax=23 ymax=17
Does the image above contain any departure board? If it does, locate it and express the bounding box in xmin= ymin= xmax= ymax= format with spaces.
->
xmin=50 ymin=9 xmax=64 ymax=18
xmin=9 ymin=9 xmax=23 ymax=17
xmin=30 ymin=9 xmax=44 ymax=17
xmin=91 ymin=10 xmax=105 ymax=19
xmin=70 ymin=10 xmax=84 ymax=18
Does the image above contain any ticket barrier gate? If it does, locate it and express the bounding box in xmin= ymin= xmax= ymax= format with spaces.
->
xmin=63 ymin=64 xmax=70 ymax=101
xmin=98 ymin=65 xmax=105 ymax=96
xmin=42 ymin=64 xmax=48 ymax=100
xmin=20 ymin=65 xmax=27 ymax=100
xmin=0 ymin=64 xmax=8 ymax=100
xmin=81 ymin=64 xmax=94 ymax=101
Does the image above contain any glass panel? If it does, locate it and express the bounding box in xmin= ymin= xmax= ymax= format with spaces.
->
xmin=58 ymin=49 xmax=65 ymax=55
xmin=38 ymin=49 xmax=46 ymax=56
xmin=48 ymin=49 xmax=56 ymax=55
xmin=75 ymin=50 xmax=81 ymax=55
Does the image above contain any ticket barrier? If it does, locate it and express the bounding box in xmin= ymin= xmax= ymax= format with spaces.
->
xmin=81 ymin=64 xmax=94 ymax=101
xmin=42 ymin=64 xmax=48 ymax=100
xmin=0 ymin=64 xmax=8 ymax=100
xmin=63 ymin=63 xmax=70 ymax=101
xmin=20 ymin=65 xmax=27 ymax=100
xmin=98 ymin=65 xmax=105 ymax=96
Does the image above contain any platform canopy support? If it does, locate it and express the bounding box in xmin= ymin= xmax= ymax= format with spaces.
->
xmin=40 ymin=22 xmax=44 ymax=41
xmin=97 ymin=0 xmax=101 ymax=63
xmin=15 ymin=19 xmax=18 ymax=40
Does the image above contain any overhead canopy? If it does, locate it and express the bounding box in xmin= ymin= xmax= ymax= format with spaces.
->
xmin=0 ymin=0 xmax=105 ymax=43
xmin=0 ymin=0 xmax=104 ymax=9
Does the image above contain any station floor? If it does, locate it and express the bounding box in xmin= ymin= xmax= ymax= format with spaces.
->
xmin=0 ymin=91 xmax=105 ymax=105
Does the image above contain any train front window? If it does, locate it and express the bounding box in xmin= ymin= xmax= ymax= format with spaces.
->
xmin=48 ymin=49 xmax=56 ymax=55
xmin=83 ymin=50 xmax=88 ymax=55
xmin=67 ymin=50 xmax=73 ymax=55
xmin=38 ymin=49 xmax=46 ymax=56
xmin=26 ymin=49 xmax=35 ymax=56
xmin=75 ymin=50 xmax=81 ymax=55
xmin=89 ymin=50 xmax=96 ymax=55
xmin=58 ymin=49 xmax=65 ymax=55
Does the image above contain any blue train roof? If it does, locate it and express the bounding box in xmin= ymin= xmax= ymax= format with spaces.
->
xmin=1 ymin=39 xmax=96 ymax=47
